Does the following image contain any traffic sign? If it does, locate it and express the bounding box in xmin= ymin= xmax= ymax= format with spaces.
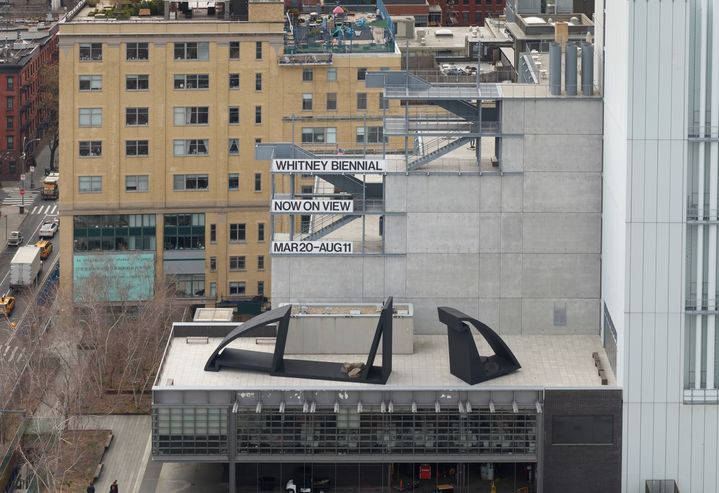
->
xmin=20 ymin=174 xmax=25 ymax=181
xmin=19 ymin=189 xmax=25 ymax=196
xmin=29 ymin=166 xmax=35 ymax=173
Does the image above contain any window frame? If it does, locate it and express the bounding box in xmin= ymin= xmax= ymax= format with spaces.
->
xmin=173 ymin=139 xmax=209 ymax=157
xmin=78 ymin=140 xmax=102 ymax=158
xmin=229 ymin=255 xmax=246 ymax=271
xmin=229 ymin=223 xmax=246 ymax=242
xmin=174 ymin=42 xmax=209 ymax=61
xmin=79 ymin=75 xmax=102 ymax=92
xmin=228 ymin=173 xmax=239 ymax=190
xmin=126 ymin=140 xmax=149 ymax=157
xmin=125 ymin=74 xmax=149 ymax=91
xmin=126 ymin=107 xmax=149 ymax=126
xmin=173 ymin=74 xmax=209 ymax=90
xmin=172 ymin=174 xmax=209 ymax=191
xmin=126 ymin=42 xmax=149 ymax=61
xmin=79 ymin=108 xmax=102 ymax=127
xmin=78 ymin=176 xmax=102 ymax=193
xmin=125 ymin=175 xmax=149 ymax=192
xmin=174 ymin=106 xmax=209 ymax=126
xmin=79 ymin=43 xmax=102 ymax=62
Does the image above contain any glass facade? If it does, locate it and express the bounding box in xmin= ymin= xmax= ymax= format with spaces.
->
xmin=74 ymin=214 xmax=156 ymax=252
xmin=236 ymin=409 xmax=536 ymax=457
xmin=153 ymin=407 xmax=228 ymax=456
xmin=164 ymin=213 xmax=205 ymax=250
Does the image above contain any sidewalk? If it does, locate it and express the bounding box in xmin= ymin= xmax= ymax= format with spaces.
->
xmin=0 ymin=144 xmax=53 ymax=248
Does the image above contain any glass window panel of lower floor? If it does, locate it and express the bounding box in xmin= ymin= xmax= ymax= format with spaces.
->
xmin=74 ymin=214 xmax=156 ymax=252
xmin=235 ymin=409 xmax=537 ymax=456
xmin=166 ymin=274 xmax=206 ymax=298
xmin=153 ymin=407 xmax=228 ymax=456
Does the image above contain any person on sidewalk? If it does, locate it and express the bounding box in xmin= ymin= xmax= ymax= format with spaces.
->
xmin=87 ymin=484 xmax=95 ymax=493
xmin=109 ymin=480 xmax=118 ymax=493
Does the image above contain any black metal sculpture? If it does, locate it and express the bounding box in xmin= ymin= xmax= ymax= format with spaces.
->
xmin=204 ymin=297 xmax=393 ymax=384
xmin=438 ymin=306 xmax=521 ymax=384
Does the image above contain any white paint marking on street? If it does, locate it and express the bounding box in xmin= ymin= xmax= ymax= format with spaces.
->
xmin=31 ymin=206 xmax=38 ymax=214
xmin=50 ymin=205 xmax=57 ymax=214
xmin=2 ymin=344 xmax=10 ymax=357
xmin=8 ymin=345 xmax=18 ymax=363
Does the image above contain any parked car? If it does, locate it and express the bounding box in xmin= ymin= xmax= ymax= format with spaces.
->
xmin=7 ymin=231 xmax=23 ymax=247
xmin=39 ymin=220 xmax=58 ymax=238
xmin=0 ymin=295 xmax=15 ymax=316
xmin=286 ymin=473 xmax=332 ymax=493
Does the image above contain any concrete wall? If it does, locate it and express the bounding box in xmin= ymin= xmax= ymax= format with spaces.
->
xmin=273 ymin=97 xmax=602 ymax=335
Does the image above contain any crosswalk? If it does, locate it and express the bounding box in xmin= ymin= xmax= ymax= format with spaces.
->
xmin=1 ymin=341 xmax=26 ymax=365
xmin=29 ymin=204 xmax=58 ymax=216
xmin=2 ymin=190 xmax=39 ymax=206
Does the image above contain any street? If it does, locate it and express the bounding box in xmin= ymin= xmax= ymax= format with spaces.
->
xmin=0 ymin=189 xmax=59 ymax=392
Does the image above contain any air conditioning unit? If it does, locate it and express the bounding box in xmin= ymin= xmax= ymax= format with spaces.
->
xmin=491 ymin=156 xmax=499 ymax=167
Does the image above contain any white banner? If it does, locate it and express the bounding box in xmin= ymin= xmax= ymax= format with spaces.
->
xmin=271 ymin=241 xmax=353 ymax=255
xmin=271 ymin=199 xmax=354 ymax=214
xmin=272 ymin=158 xmax=386 ymax=174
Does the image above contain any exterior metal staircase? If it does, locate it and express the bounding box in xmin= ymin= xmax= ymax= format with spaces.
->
xmin=408 ymin=135 xmax=472 ymax=170
xmin=255 ymin=143 xmax=382 ymax=198
xmin=302 ymin=213 xmax=360 ymax=241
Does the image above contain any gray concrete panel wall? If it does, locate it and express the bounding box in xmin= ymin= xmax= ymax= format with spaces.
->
xmin=272 ymin=98 xmax=602 ymax=335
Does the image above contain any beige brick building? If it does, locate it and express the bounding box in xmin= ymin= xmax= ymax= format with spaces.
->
xmin=58 ymin=0 xmax=401 ymax=304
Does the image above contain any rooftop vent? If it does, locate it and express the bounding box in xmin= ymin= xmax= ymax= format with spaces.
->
xmin=435 ymin=28 xmax=453 ymax=37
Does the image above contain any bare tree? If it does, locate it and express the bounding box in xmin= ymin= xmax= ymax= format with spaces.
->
xmin=37 ymin=60 xmax=59 ymax=170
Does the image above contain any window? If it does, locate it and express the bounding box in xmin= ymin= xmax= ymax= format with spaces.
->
xmin=357 ymin=92 xmax=367 ymax=110
xmin=6 ymin=97 xmax=13 ymax=111
xmin=228 ymin=173 xmax=239 ymax=190
xmin=8 ymin=160 xmax=15 ymax=173
xmin=79 ymin=141 xmax=102 ymax=157
xmin=125 ymin=175 xmax=149 ymax=192
xmin=255 ymin=41 xmax=262 ymax=60
xmin=164 ymin=213 xmax=205 ymax=250
xmin=258 ymin=223 xmax=265 ymax=242
xmin=174 ymin=42 xmax=209 ymax=60
xmin=6 ymin=76 xmax=13 ymax=90
xmin=357 ymin=68 xmax=367 ymax=80
xmin=228 ymin=139 xmax=240 ymax=155
xmin=126 ymin=107 xmax=149 ymax=126
xmin=79 ymin=176 xmax=102 ymax=193
xmin=327 ymin=68 xmax=337 ymax=81
xmin=257 ymin=281 xmax=265 ymax=296
xmin=6 ymin=136 xmax=13 ymax=150
xmin=255 ymin=73 xmax=262 ymax=91
xmin=126 ymin=140 xmax=149 ymax=157
xmin=229 ymin=282 xmax=246 ymax=296
xmin=229 ymin=41 xmax=240 ymax=59
xmin=379 ymin=94 xmax=389 ymax=110
xmin=174 ymin=107 xmax=209 ymax=125
xmin=173 ymin=174 xmax=209 ymax=191
xmin=210 ymin=257 xmax=217 ymax=271
xmin=79 ymin=75 xmax=102 ymax=91
xmin=302 ymin=68 xmax=313 ymax=81
xmin=229 ymin=256 xmax=246 ymax=271
xmin=302 ymin=93 xmax=313 ymax=111
xmin=254 ymin=173 xmax=262 ymax=192
xmin=326 ymin=93 xmax=337 ymax=110
xmin=126 ymin=74 xmax=149 ymax=90
xmin=210 ymin=224 xmax=216 ymax=243
xmin=5 ymin=116 xmax=12 ymax=130
xmin=79 ymin=43 xmax=102 ymax=61
xmin=356 ymin=126 xmax=386 ymax=144
xmin=73 ymin=214 xmax=156 ymax=252
xmin=79 ymin=108 xmax=102 ymax=127
xmin=126 ymin=42 xmax=149 ymax=61
xmin=257 ymin=255 xmax=265 ymax=271
xmin=229 ymin=107 xmax=240 ymax=124
xmin=174 ymin=74 xmax=209 ymax=90
xmin=301 ymin=127 xmax=336 ymax=144
xmin=173 ymin=139 xmax=209 ymax=156
xmin=229 ymin=73 xmax=240 ymax=89
xmin=255 ymin=106 xmax=262 ymax=124
xmin=552 ymin=416 xmax=614 ymax=445
xmin=209 ymin=282 xmax=217 ymax=297
xmin=230 ymin=223 xmax=246 ymax=242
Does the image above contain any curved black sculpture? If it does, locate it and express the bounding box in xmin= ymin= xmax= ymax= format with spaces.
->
xmin=438 ymin=306 xmax=521 ymax=384
xmin=205 ymin=297 xmax=393 ymax=385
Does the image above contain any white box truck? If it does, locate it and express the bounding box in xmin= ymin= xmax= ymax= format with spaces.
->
xmin=10 ymin=246 xmax=42 ymax=288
